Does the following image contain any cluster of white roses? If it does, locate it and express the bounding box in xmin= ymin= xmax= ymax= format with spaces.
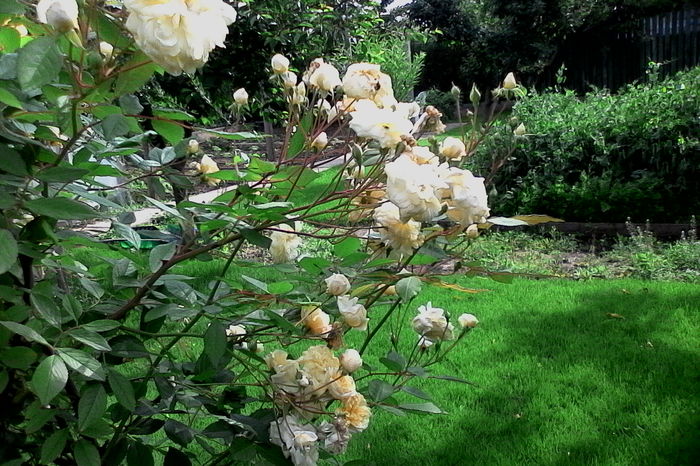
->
xmin=412 ymin=302 xmax=479 ymax=348
xmin=265 ymin=346 xmax=369 ymax=465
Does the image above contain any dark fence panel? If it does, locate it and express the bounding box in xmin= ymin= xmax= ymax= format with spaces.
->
xmin=539 ymin=7 xmax=700 ymax=93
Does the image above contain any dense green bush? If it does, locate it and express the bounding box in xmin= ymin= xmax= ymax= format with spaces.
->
xmin=485 ymin=67 xmax=700 ymax=222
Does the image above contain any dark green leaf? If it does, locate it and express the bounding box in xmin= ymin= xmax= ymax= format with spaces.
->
xmin=126 ymin=442 xmax=154 ymax=466
xmin=24 ymin=197 xmax=100 ymax=220
xmin=204 ymin=320 xmax=226 ymax=366
xmin=239 ymin=228 xmax=271 ymax=248
xmin=379 ymin=351 xmax=406 ymax=372
xmin=102 ymin=113 xmax=131 ymax=139
xmin=164 ymin=447 xmax=191 ymax=466
xmin=288 ymin=113 xmax=313 ymax=157
xmin=298 ymin=257 xmax=330 ymax=275
xmin=114 ymin=53 xmax=159 ymax=95
xmin=108 ymin=335 xmax=150 ymax=358
xmin=0 ymin=229 xmax=18 ymax=274
xmin=489 ymin=272 xmax=514 ymax=284
xmin=0 ymin=320 xmax=49 ymax=346
xmin=396 ymin=276 xmax=422 ymax=302
xmin=154 ymin=108 xmax=194 ymax=121
xmin=35 ymin=166 xmax=90 ymax=183
xmin=400 ymin=385 xmax=432 ymax=400
xmin=113 ymin=222 xmax=141 ymax=249
xmin=31 ymin=293 xmax=61 ymax=329
xmin=397 ymin=402 xmax=443 ymax=414
xmin=57 ymin=348 xmax=105 ymax=381
xmin=17 ymin=37 xmax=61 ymax=91
xmin=149 ymin=242 xmax=176 ymax=273
xmin=40 ymin=429 xmax=69 ymax=464
xmin=0 ymin=371 xmax=8 ymax=393
xmin=32 ymin=355 xmax=68 ymax=405
xmin=73 ymin=439 xmax=101 ymax=466
xmin=79 ymin=278 xmax=104 ymax=299
xmin=376 ymin=404 xmax=406 ymax=416
xmin=240 ymin=275 xmax=268 ymax=292
xmin=427 ymin=374 xmax=476 ymax=385
xmin=78 ymin=383 xmax=107 ymax=431
xmin=0 ymin=346 xmax=37 ymax=370
xmin=164 ymin=419 xmax=194 ymax=447
xmin=108 ymin=368 xmax=136 ymax=411
xmin=0 ymin=0 xmax=25 ymax=14
xmin=119 ymin=94 xmax=144 ymax=115
xmin=68 ymin=328 xmax=112 ymax=352
xmin=81 ymin=320 xmax=120 ymax=333
xmin=367 ymin=379 xmax=395 ymax=402
xmin=152 ymin=119 xmax=184 ymax=145
xmin=0 ymin=145 xmax=27 ymax=176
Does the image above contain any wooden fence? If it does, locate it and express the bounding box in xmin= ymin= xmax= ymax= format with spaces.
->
xmin=540 ymin=6 xmax=700 ymax=92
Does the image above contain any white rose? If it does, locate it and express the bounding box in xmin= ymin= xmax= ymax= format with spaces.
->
xmin=384 ymin=155 xmax=447 ymax=222
xmin=465 ymin=223 xmax=479 ymax=239
xmin=372 ymin=202 xmax=424 ymax=258
xmin=443 ymin=167 xmax=490 ymax=226
xmin=269 ymin=223 xmax=302 ymax=263
xmin=342 ymin=63 xmax=382 ymax=100
xmin=503 ymin=72 xmax=517 ymax=89
xmin=348 ymin=104 xmax=413 ymax=149
xmin=308 ymin=63 xmax=342 ymax=92
xmin=233 ymin=88 xmax=249 ymax=106
xmin=187 ymin=139 xmax=199 ymax=154
xmin=440 ymin=136 xmax=467 ymax=161
xmin=300 ymin=306 xmax=332 ymax=336
xmin=310 ymin=132 xmax=328 ymax=151
xmin=271 ymin=54 xmax=290 ymax=74
xmin=336 ymin=295 xmax=368 ymax=331
xmin=269 ymin=415 xmax=319 ymax=466
xmin=124 ymin=0 xmax=236 ymax=75
xmin=291 ymin=82 xmax=306 ymax=105
xmin=37 ymin=0 xmax=79 ymax=32
xmin=458 ymin=313 xmax=479 ymax=328
xmin=225 ymin=324 xmax=246 ymax=337
xmin=339 ymin=349 xmax=362 ymax=373
xmin=328 ymin=375 xmax=357 ymax=400
xmin=281 ymin=71 xmax=297 ymax=89
xmin=412 ymin=302 xmax=455 ymax=342
xmin=99 ymin=41 xmax=114 ymax=61
xmin=324 ymin=273 xmax=351 ymax=296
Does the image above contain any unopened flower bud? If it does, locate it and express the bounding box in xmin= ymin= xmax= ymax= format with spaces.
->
xmin=37 ymin=0 xmax=79 ymax=33
xmin=503 ymin=72 xmax=517 ymax=90
xmin=450 ymin=83 xmax=461 ymax=96
xmin=469 ymin=83 xmax=481 ymax=106
xmin=513 ymin=123 xmax=526 ymax=136
xmin=311 ymin=132 xmax=329 ymax=151
xmin=458 ymin=313 xmax=479 ymax=328
xmin=281 ymin=71 xmax=297 ymax=89
xmin=187 ymin=139 xmax=199 ymax=154
xmin=99 ymin=41 xmax=114 ymax=61
xmin=339 ymin=349 xmax=362 ymax=373
xmin=465 ymin=223 xmax=479 ymax=239
xmin=324 ymin=273 xmax=350 ymax=296
xmin=233 ymin=88 xmax=249 ymax=106
xmin=382 ymin=285 xmax=397 ymax=296
xmin=271 ymin=54 xmax=290 ymax=74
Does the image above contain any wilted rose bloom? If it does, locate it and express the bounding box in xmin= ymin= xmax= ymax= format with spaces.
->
xmin=503 ymin=72 xmax=517 ymax=89
xmin=269 ymin=223 xmax=302 ymax=263
xmin=37 ymin=0 xmax=79 ymax=32
xmin=233 ymin=88 xmax=249 ymax=106
xmin=187 ymin=139 xmax=199 ymax=154
xmin=513 ymin=122 xmax=526 ymax=136
xmin=269 ymin=415 xmax=319 ymax=466
xmin=458 ymin=313 xmax=479 ymax=328
xmin=384 ymin=155 xmax=447 ymax=222
xmin=194 ymin=154 xmax=221 ymax=186
xmin=271 ymin=53 xmax=290 ymax=74
xmin=328 ymin=374 xmax=357 ymax=400
xmin=412 ymin=105 xmax=446 ymax=134
xmin=99 ymin=41 xmax=114 ymax=61
xmin=291 ymin=82 xmax=306 ymax=105
xmin=337 ymin=393 xmax=371 ymax=432
xmin=339 ymin=349 xmax=362 ymax=373
xmin=373 ymin=202 xmax=424 ymax=258
xmin=382 ymin=285 xmax=397 ymax=296
xmin=265 ymin=349 xmax=290 ymax=370
xmin=443 ymin=167 xmax=490 ymax=226
xmin=412 ymin=302 xmax=455 ymax=342
xmin=318 ymin=419 xmax=352 ymax=455
xmin=225 ymin=324 xmax=245 ymax=338
xmin=337 ymin=295 xmax=368 ymax=331
xmin=465 ymin=223 xmax=479 ymax=238
xmin=123 ymin=0 xmax=236 ymax=75
xmin=310 ymin=132 xmax=328 ymax=151
xmin=348 ymin=103 xmax=413 ymax=149
xmin=281 ymin=71 xmax=298 ymax=89
xmin=298 ymin=345 xmax=340 ymax=397
xmin=324 ymin=273 xmax=351 ymax=296
xmin=308 ymin=62 xmax=342 ymax=92
xmin=300 ymin=306 xmax=332 ymax=336
xmin=440 ymin=136 xmax=467 ymax=161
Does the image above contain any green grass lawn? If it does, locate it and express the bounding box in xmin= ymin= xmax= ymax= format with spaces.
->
xmin=342 ymin=277 xmax=700 ymax=466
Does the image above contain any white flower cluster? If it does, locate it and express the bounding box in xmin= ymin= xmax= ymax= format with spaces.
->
xmin=412 ymin=302 xmax=479 ymax=348
xmin=265 ymin=346 xmax=369 ymax=465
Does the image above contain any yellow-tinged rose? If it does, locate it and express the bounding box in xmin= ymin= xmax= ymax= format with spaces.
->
xmin=412 ymin=301 xmax=455 ymax=342
xmin=443 ymin=167 xmax=490 ymax=226
xmin=264 ymin=350 xmax=290 ymax=370
xmin=328 ymin=374 xmax=357 ymax=400
xmin=342 ymin=63 xmax=382 ymax=100
xmin=373 ymin=202 xmax=424 ymax=258
xmin=269 ymin=223 xmax=302 ymax=264
xmin=124 ymin=0 xmax=236 ymax=75
xmin=233 ymin=88 xmax=249 ymax=106
xmin=195 ymin=154 xmax=221 ymax=186
xmin=310 ymin=132 xmax=328 ymax=151
xmin=440 ymin=136 xmax=467 ymax=161
xmin=384 ymin=155 xmax=448 ymax=222
xmin=465 ymin=223 xmax=480 ymax=239
xmin=503 ymin=72 xmax=517 ymax=89
xmin=300 ymin=306 xmax=332 ymax=336
xmin=37 ymin=0 xmax=79 ymax=32
xmin=271 ymin=54 xmax=290 ymax=74
xmin=298 ymin=345 xmax=340 ymax=397
xmin=337 ymin=393 xmax=371 ymax=432
xmin=458 ymin=313 xmax=479 ymax=328
xmin=336 ymin=295 xmax=368 ymax=331
xmin=187 ymin=139 xmax=199 ymax=154
xmin=324 ymin=273 xmax=351 ymax=296
xmin=348 ymin=104 xmax=413 ymax=149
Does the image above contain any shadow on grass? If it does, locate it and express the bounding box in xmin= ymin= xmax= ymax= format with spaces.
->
xmin=348 ymin=281 xmax=700 ymax=466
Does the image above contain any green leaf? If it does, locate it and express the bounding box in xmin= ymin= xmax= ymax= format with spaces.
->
xmin=268 ymin=281 xmax=294 ymax=294
xmin=126 ymin=442 xmax=154 ymax=466
xmin=0 ymin=370 xmax=7 ymax=393
xmin=196 ymin=128 xmax=259 ymax=141
xmin=62 ymin=295 xmax=83 ymax=322
xmin=68 ymin=328 xmax=112 ymax=352
xmin=108 ymin=368 xmax=136 ymax=411
xmin=113 ymin=222 xmax=141 ymax=249
xmin=119 ymin=94 xmax=144 ymax=115
xmin=239 ymin=228 xmax=271 ymax=248
xmin=164 ymin=419 xmax=194 ymax=447
xmin=379 ymin=351 xmax=406 ymax=372
xmin=0 ymin=144 xmax=28 ymax=176
xmin=486 ymin=216 xmax=528 ymax=227
xmin=204 ymin=320 xmax=226 ymax=366
xmin=73 ymin=439 xmax=101 ymax=466
xmin=149 ymin=242 xmax=176 ymax=273
xmin=115 ymin=53 xmax=159 ymax=96
xmin=400 ymin=385 xmax=432 ymax=400
xmin=240 ymin=275 xmax=268 ymax=293
xmin=0 ymin=53 xmax=18 ymax=80
xmin=79 ymin=278 xmax=104 ymax=299
xmin=31 ymin=293 xmax=62 ymax=329
xmin=102 ymin=113 xmax=131 ymax=139
xmin=164 ymin=447 xmax=191 ymax=466
xmin=57 ymin=348 xmax=105 ymax=381
xmin=288 ymin=113 xmax=313 ymax=157
xmin=0 ymin=346 xmax=37 ymax=370
xmin=40 ymin=430 xmax=69 ymax=464
xmin=17 ymin=37 xmax=62 ymax=92
xmin=35 ymin=166 xmax=90 ymax=183
xmin=32 ymin=355 xmax=68 ymax=405
xmin=78 ymin=384 xmax=107 ymax=431
xmin=0 ymin=321 xmax=49 ymax=346
xmin=396 ymin=276 xmax=422 ymax=302
xmin=0 ymin=0 xmax=25 ymax=14
xmin=24 ymin=197 xmax=100 ymax=220
xmin=80 ymin=320 xmax=120 ymax=333
xmin=152 ymin=119 xmax=184 ymax=145
xmin=0 ymin=229 xmax=18 ymax=275
xmin=367 ymin=379 xmax=395 ymax=402
xmin=0 ymin=87 xmax=23 ymax=108
xmin=427 ymin=374 xmax=475 ymax=385
xmin=397 ymin=402 xmax=443 ymax=414
xmin=154 ymin=108 xmax=194 ymax=121
xmin=334 ymin=237 xmax=361 ymax=258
